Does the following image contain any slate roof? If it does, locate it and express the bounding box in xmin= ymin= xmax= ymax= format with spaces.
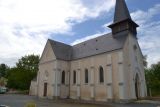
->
xmin=46 ymin=0 xmax=131 ymax=61
xmin=48 ymin=33 xmax=127 ymax=61
xmin=49 ymin=39 xmax=72 ymax=61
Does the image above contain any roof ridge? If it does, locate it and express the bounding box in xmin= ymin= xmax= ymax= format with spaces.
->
xmin=48 ymin=32 xmax=112 ymax=47
xmin=73 ymin=33 xmax=112 ymax=46
xmin=48 ymin=39 xmax=72 ymax=47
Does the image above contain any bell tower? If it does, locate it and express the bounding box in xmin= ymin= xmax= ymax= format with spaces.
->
xmin=108 ymin=0 xmax=139 ymax=38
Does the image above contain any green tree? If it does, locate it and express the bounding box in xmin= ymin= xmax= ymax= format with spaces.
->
xmin=7 ymin=54 xmax=40 ymax=90
xmin=16 ymin=54 xmax=39 ymax=73
xmin=0 ymin=63 xmax=10 ymax=77
xmin=7 ymin=67 xmax=36 ymax=90
xmin=145 ymin=62 xmax=160 ymax=96
xmin=0 ymin=77 xmax=7 ymax=86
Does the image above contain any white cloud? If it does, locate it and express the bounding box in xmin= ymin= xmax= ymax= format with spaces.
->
xmin=138 ymin=21 xmax=160 ymax=67
xmin=72 ymin=4 xmax=160 ymax=67
xmin=131 ymin=4 xmax=160 ymax=25
xmin=131 ymin=4 xmax=160 ymax=67
xmin=0 ymin=0 xmax=115 ymax=66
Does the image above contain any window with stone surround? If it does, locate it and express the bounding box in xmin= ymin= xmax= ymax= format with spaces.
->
xmin=85 ymin=69 xmax=89 ymax=84
xmin=73 ymin=70 xmax=76 ymax=84
xmin=99 ymin=66 xmax=104 ymax=83
xmin=61 ymin=70 xmax=65 ymax=84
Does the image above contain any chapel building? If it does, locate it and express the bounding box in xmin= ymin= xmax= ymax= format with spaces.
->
xmin=30 ymin=0 xmax=147 ymax=101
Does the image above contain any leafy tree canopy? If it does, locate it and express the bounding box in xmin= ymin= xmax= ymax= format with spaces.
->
xmin=0 ymin=77 xmax=7 ymax=86
xmin=145 ymin=62 xmax=160 ymax=96
xmin=0 ymin=63 xmax=10 ymax=77
xmin=7 ymin=67 xmax=36 ymax=90
xmin=16 ymin=54 xmax=39 ymax=73
xmin=7 ymin=54 xmax=40 ymax=90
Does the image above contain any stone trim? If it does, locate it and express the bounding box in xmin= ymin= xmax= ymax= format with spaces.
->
xmin=106 ymin=64 xmax=112 ymax=66
xmin=118 ymin=62 xmax=123 ymax=64
xmin=66 ymin=84 xmax=69 ymax=87
xmin=90 ymin=84 xmax=94 ymax=86
xmin=57 ymin=68 xmax=61 ymax=71
xmin=77 ymin=96 xmax=81 ymax=100
xmin=119 ymin=82 xmax=124 ymax=86
xmin=53 ymin=96 xmax=60 ymax=100
xmin=77 ymin=68 xmax=81 ymax=70
xmin=39 ymin=59 xmax=56 ymax=65
xmin=90 ymin=66 xmax=94 ymax=69
xmin=77 ymin=84 xmax=80 ymax=86
xmin=107 ymin=99 xmax=113 ymax=102
xmin=72 ymin=84 xmax=77 ymax=86
xmin=84 ymin=83 xmax=89 ymax=86
xmin=91 ymin=97 xmax=95 ymax=100
xmin=107 ymin=83 xmax=112 ymax=86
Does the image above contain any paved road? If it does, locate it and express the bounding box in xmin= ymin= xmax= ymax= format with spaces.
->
xmin=0 ymin=94 xmax=159 ymax=107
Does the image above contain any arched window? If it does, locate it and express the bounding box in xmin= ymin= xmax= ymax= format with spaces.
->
xmin=99 ymin=66 xmax=104 ymax=83
xmin=44 ymin=70 xmax=48 ymax=80
xmin=73 ymin=70 xmax=76 ymax=84
xmin=85 ymin=69 xmax=89 ymax=84
xmin=61 ymin=70 xmax=65 ymax=84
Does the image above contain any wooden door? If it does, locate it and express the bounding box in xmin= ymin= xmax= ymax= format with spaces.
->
xmin=43 ymin=83 xmax=47 ymax=97
xmin=135 ymin=74 xmax=140 ymax=99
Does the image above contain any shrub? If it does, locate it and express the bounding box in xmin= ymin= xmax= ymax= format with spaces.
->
xmin=25 ymin=102 xmax=36 ymax=107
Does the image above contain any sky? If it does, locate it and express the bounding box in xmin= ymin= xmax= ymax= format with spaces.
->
xmin=0 ymin=0 xmax=159 ymax=67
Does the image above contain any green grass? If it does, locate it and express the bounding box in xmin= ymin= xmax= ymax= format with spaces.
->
xmin=152 ymin=91 xmax=160 ymax=97
xmin=25 ymin=102 xmax=36 ymax=107
xmin=18 ymin=90 xmax=29 ymax=94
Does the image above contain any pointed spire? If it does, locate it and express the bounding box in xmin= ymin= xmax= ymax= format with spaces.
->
xmin=108 ymin=0 xmax=139 ymax=37
xmin=114 ymin=0 xmax=131 ymax=23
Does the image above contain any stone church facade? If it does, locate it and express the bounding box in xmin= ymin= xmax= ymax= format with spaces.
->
xmin=30 ymin=0 xmax=147 ymax=102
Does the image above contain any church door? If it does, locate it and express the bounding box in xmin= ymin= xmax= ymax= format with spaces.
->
xmin=43 ymin=83 xmax=48 ymax=97
xmin=135 ymin=74 xmax=140 ymax=99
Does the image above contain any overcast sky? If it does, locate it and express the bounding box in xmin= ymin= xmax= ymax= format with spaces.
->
xmin=0 ymin=0 xmax=159 ymax=67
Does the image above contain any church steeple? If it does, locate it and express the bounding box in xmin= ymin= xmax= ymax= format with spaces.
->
xmin=108 ymin=0 xmax=139 ymax=38
xmin=114 ymin=0 xmax=131 ymax=23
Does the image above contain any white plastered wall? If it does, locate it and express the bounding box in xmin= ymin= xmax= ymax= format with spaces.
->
xmin=123 ymin=33 xmax=147 ymax=100
xmin=37 ymin=41 xmax=57 ymax=99
xmin=70 ymin=50 xmax=124 ymax=101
